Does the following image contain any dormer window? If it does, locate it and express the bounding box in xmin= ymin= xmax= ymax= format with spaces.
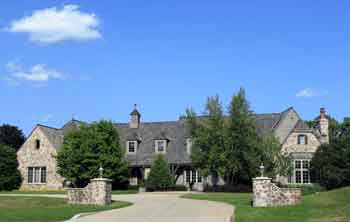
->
xmin=127 ymin=141 xmax=138 ymax=154
xmin=35 ymin=139 xmax=41 ymax=149
xmin=155 ymin=140 xmax=167 ymax=154
xmin=297 ymin=135 xmax=308 ymax=145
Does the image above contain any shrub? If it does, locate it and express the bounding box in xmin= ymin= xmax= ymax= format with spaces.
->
xmin=146 ymin=155 xmax=174 ymax=191
xmin=0 ymin=144 xmax=22 ymax=191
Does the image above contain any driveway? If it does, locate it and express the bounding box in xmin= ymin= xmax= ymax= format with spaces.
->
xmin=73 ymin=192 xmax=234 ymax=222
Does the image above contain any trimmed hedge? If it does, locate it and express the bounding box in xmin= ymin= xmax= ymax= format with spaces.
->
xmin=281 ymin=184 xmax=325 ymax=196
xmin=203 ymin=184 xmax=252 ymax=193
xmin=146 ymin=185 xmax=187 ymax=192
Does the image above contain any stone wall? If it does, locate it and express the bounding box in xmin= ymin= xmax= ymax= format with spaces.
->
xmin=17 ymin=126 xmax=64 ymax=190
xmin=67 ymin=178 xmax=112 ymax=205
xmin=253 ymin=177 xmax=301 ymax=207
xmin=281 ymin=132 xmax=320 ymax=155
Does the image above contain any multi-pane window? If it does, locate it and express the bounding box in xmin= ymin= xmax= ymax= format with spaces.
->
xmin=185 ymin=169 xmax=203 ymax=183
xmin=155 ymin=140 xmax=167 ymax=153
xmin=127 ymin=141 xmax=137 ymax=154
xmin=293 ymin=160 xmax=310 ymax=184
xmin=28 ymin=167 xmax=46 ymax=184
xmin=297 ymin=135 xmax=307 ymax=145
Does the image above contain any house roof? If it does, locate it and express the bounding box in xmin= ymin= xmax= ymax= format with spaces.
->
xmin=29 ymin=108 xmax=311 ymax=166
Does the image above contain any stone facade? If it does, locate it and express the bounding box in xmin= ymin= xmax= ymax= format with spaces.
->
xmin=281 ymin=132 xmax=321 ymax=155
xmin=17 ymin=126 xmax=64 ymax=190
xmin=67 ymin=178 xmax=112 ymax=205
xmin=253 ymin=177 xmax=301 ymax=207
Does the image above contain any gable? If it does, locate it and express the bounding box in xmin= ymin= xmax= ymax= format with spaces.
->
xmin=273 ymin=108 xmax=300 ymax=144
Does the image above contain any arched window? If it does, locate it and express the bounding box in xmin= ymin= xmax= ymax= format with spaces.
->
xmin=297 ymin=135 xmax=308 ymax=145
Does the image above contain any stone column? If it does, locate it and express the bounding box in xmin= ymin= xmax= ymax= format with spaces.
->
xmin=252 ymin=177 xmax=272 ymax=207
xmin=89 ymin=178 xmax=112 ymax=205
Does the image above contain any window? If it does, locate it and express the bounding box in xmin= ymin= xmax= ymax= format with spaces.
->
xmin=27 ymin=167 xmax=46 ymax=184
xmin=185 ymin=169 xmax=203 ymax=184
xmin=35 ymin=139 xmax=41 ymax=149
xmin=127 ymin=141 xmax=138 ymax=154
xmin=155 ymin=140 xmax=167 ymax=153
xmin=292 ymin=160 xmax=310 ymax=184
xmin=186 ymin=138 xmax=192 ymax=154
xmin=297 ymin=135 xmax=308 ymax=145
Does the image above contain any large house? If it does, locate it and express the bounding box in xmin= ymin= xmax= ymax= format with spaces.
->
xmin=17 ymin=106 xmax=329 ymax=190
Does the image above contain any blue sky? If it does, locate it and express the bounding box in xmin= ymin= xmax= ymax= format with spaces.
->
xmin=1 ymin=1 xmax=349 ymax=135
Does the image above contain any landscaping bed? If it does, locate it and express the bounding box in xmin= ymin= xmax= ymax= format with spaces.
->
xmin=183 ymin=187 xmax=350 ymax=222
xmin=0 ymin=196 xmax=132 ymax=222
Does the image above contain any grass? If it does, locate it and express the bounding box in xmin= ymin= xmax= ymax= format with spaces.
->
xmin=0 ymin=190 xmax=138 ymax=195
xmin=0 ymin=196 xmax=132 ymax=222
xmin=0 ymin=190 xmax=67 ymax=195
xmin=112 ymin=190 xmax=138 ymax=195
xmin=183 ymin=187 xmax=350 ymax=222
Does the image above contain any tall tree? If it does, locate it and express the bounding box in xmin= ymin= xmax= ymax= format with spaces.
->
xmin=0 ymin=124 xmax=25 ymax=151
xmin=57 ymin=120 xmax=129 ymax=187
xmin=223 ymin=88 xmax=261 ymax=185
xmin=0 ymin=145 xmax=22 ymax=190
xmin=188 ymin=95 xmax=226 ymax=183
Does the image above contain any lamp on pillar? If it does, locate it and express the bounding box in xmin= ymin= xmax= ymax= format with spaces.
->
xmin=99 ymin=165 xmax=104 ymax=178
xmin=259 ymin=163 xmax=265 ymax=177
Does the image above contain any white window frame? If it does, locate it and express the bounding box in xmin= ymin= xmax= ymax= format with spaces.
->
xmin=290 ymin=159 xmax=311 ymax=184
xmin=297 ymin=135 xmax=307 ymax=145
xmin=186 ymin=138 xmax=192 ymax=155
xmin=184 ymin=169 xmax=203 ymax=184
xmin=155 ymin=140 xmax=167 ymax=154
xmin=27 ymin=167 xmax=47 ymax=184
xmin=126 ymin=140 xmax=138 ymax=154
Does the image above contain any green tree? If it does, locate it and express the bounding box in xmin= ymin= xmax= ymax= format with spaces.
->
xmin=260 ymin=134 xmax=292 ymax=179
xmin=146 ymin=154 xmax=174 ymax=191
xmin=188 ymin=95 xmax=226 ymax=183
xmin=0 ymin=124 xmax=25 ymax=151
xmin=57 ymin=120 xmax=129 ymax=187
xmin=0 ymin=145 xmax=22 ymax=190
xmin=223 ymin=88 xmax=261 ymax=185
xmin=186 ymin=88 xmax=291 ymax=186
xmin=311 ymin=118 xmax=350 ymax=190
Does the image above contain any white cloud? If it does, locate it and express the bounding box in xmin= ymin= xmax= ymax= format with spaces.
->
xmin=8 ymin=5 xmax=101 ymax=43
xmin=3 ymin=61 xmax=67 ymax=86
xmin=296 ymin=88 xmax=329 ymax=98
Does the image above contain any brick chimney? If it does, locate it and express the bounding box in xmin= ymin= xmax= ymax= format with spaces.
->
xmin=129 ymin=104 xmax=141 ymax=129
xmin=319 ymin=107 xmax=329 ymax=144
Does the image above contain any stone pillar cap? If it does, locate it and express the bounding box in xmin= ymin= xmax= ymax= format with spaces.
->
xmin=91 ymin=178 xmax=113 ymax=182
xmin=253 ymin=177 xmax=272 ymax=180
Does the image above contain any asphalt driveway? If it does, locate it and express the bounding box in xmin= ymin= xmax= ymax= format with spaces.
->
xmin=72 ymin=192 xmax=234 ymax=222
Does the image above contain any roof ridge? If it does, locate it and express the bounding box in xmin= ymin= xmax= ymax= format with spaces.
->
xmin=37 ymin=124 xmax=59 ymax=130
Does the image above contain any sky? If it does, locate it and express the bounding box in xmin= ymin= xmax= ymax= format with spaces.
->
xmin=1 ymin=1 xmax=349 ymax=135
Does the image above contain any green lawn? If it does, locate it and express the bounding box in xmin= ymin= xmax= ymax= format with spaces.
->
xmin=183 ymin=187 xmax=350 ymax=222
xmin=112 ymin=190 xmax=138 ymax=195
xmin=0 ymin=196 xmax=132 ymax=222
xmin=0 ymin=190 xmax=138 ymax=195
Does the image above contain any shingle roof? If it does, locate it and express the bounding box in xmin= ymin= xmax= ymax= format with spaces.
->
xmin=35 ymin=110 xmax=306 ymax=166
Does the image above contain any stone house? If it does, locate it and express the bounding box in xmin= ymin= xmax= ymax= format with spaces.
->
xmin=17 ymin=106 xmax=329 ymax=190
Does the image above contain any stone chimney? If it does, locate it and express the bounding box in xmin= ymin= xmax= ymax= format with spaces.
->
xmin=319 ymin=107 xmax=329 ymax=144
xmin=129 ymin=104 xmax=141 ymax=129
